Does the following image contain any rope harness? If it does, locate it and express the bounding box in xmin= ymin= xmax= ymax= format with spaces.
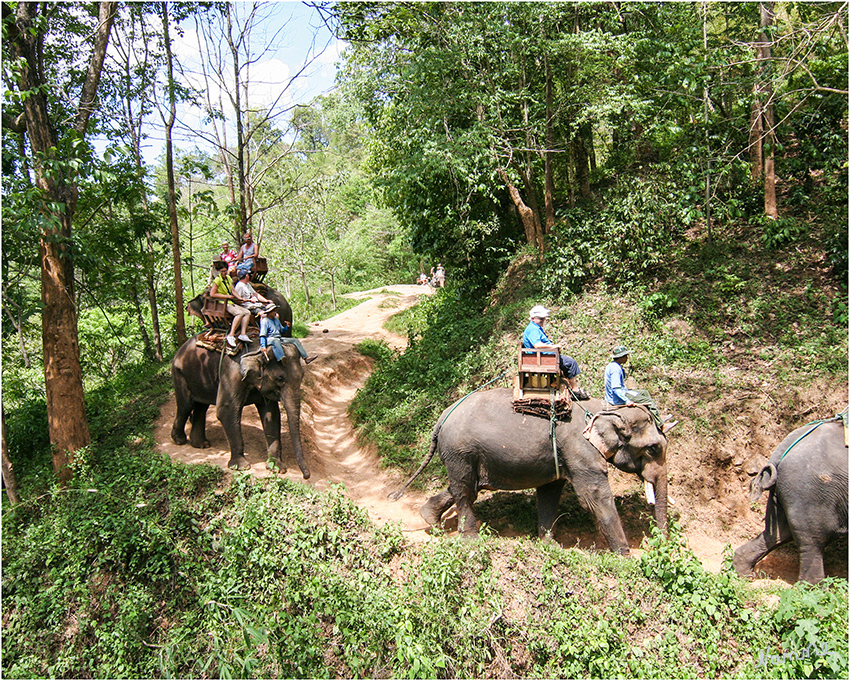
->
xmin=779 ymin=407 xmax=849 ymax=461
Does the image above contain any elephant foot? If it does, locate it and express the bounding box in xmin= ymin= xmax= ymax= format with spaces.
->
xmin=191 ymin=439 xmax=211 ymax=449
xmin=419 ymin=490 xmax=454 ymax=526
xmin=299 ymin=467 xmax=311 ymax=480
xmin=228 ymin=454 xmax=252 ymax=471
xmin=732 ymin=549 xmax=755 ymax=577
xmin=171 ymin=430 xmax=188 ymax=445
xmin=266 ymin=458 xmax=287 ymax=474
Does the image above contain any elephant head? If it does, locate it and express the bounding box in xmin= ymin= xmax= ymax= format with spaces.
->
xmin=583 ymin=406 xmax=668 ymax=531
xmin=236 ymin=345 xmax=309 ymax=478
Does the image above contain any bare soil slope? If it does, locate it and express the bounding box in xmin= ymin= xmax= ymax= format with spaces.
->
xmin=154 ymin=284 xmax=846 ymax=584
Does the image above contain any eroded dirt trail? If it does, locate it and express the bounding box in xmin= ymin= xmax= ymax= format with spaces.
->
xmin=154 ymin=284 xmax=842 ymax=583
xmin=155 ymin=285 xmax=435 ymax=541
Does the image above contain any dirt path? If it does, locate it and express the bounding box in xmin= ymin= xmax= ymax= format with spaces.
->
xmin=154 ymin=284 xmax=839 ymax=583
xmin=154 ymin=285 xmax=436 ymax=542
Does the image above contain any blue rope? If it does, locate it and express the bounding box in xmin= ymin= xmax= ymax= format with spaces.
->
xmin=779 ymin=408 xmax=847 ymax=461
xmin=435 ymin=371 xmax=508 ymax=431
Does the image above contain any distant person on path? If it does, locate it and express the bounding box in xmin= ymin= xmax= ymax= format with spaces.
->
xmin=237 ymin=232 xmax=259 ymax=272
xmin=604 ymin=345 xmax=676 ymax=432
xmin=417 ymin=272 xmax=428 ymax=286
xmin=434 ymin=264 xmax=446 ymax=288
xmin=259 ymin=306 xmax=316 ymax=365
xmin=234 ymin=268 xmax=275 ymax=316
xmin=522 ymin=305 xmax=590 ymax=400
xmin=207 ymin=261 xmax=251 ymax=347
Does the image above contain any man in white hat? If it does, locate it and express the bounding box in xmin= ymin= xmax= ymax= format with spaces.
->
xmin=522 ymin=305 xmax=590 ymax=399
xmin=259 ymin=306 xmax=316 ymax=364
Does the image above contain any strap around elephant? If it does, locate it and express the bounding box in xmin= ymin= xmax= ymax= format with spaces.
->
xmin=778 ymin=417 xmax=834 ymax=461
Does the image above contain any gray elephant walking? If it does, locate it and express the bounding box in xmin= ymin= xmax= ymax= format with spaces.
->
xmin=170 ymin=335 xmax=310 ymax=478
xmin=391 ymin=389 xmax=669 ymax=554
xmin=734 ymin=417 xmax=847 ymax=583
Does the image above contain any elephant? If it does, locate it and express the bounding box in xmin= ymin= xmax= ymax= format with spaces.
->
xmin=733 ymin=418 xmax=847 ymax=583
xmin=170 ymin=333 xmax=310 ymax=477
xmin=391 ymin=389 xmax=670 ymax=554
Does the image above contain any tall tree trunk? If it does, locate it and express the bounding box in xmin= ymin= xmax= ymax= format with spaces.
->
xmin=543 ymin=53 xmax=556 ymax=235
xmin=755 ymin=1 xmax=778 ymax=219
xmin=7 ymin=1 xmax=116 ymax=482
xmin=227 ymin=5 xmax=249 ymax=235
xmin=160 ymin=2 xmax=187 ymax=346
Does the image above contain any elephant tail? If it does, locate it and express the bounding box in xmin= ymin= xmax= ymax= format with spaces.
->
xmin=388 ymin=427 xmax=440 ymax=501
xmin=748 ymin=463 xmax=778 ymax=503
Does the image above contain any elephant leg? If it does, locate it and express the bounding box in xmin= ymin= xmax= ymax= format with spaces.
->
xmin=257 ymin=399 xmax=286 ymax=474
xmin=447 ymin=482 xmax=479 ymax=536
xmin=733 ymin=494 xmax=792 ymax=576
xmin=217 ymin=401 xmax=250 ymax=470
xmin=419 ymin=489 xmax=454 ymax=526
xmin=170 ymin=374 xmax=193 ymax=445
xmin=571 ymin=471 xmax=629 ymax=555
xmin=536 ymin=479 xmax=566 ymax=540
xmin=189 ymin=402 xmax=211 ymax=449
xmin=796 ymin=540 xmax=826 ymax=584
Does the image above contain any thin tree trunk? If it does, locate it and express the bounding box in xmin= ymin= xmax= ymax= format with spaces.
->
xmin=703 ymin=0 xmax=714 ymax=248
xmin=2 ymin=294 xmax=32 ymax=368
xmin=2 ymin=413 xmax=20 ymax=505
xmin=227 ymin=5 xmax=249 ymax=235
xmin=755 ymin=1 xmax=778 ymax=219
xmin=161 ymin=1 xmax=187 ymax=346
xmin=498 ymin=167 xmax=544 ymax=255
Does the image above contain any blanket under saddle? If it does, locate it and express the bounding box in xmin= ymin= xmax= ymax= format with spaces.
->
xmin=196 ymin=329 xmax=259 ymax=356
xmin=512 ymin=394 xmax=572 ymax=421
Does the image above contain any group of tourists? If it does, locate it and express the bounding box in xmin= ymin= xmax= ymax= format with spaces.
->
xmin=218 ymin=232 xmax=259 ymax=279
xmin=207 ymin=233 xmax=315 ymax=364
xmin=522 ymin=305 xmax=676 ymax=433
xmin=417 ymin=263 xmax=446 ymax=287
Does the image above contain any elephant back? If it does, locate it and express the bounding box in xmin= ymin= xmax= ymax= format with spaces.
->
xmin=254 ymin=285 xmax=293 ymax=334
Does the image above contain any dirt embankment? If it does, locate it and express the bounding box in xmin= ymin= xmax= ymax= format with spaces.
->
xmin=154 ymin=284 xmax=847 ymax=584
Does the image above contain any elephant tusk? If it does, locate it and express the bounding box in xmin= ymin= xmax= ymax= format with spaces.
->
xmin=644 ymin=481 xmax=656 ymax=505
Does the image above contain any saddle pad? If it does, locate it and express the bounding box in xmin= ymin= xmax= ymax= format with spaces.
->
xmin=512 ymin=395 xmax=571 ymax=421
xmin=196 ymin=329 xmax=259 ymax=356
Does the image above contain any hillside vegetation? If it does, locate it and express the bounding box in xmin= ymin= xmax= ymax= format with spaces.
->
xmin=4 ymin=216 xmax=847 ymax=677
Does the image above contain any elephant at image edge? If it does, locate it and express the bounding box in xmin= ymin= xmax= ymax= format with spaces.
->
xmin=170 ymin=335 xmax=310 ymax=477
xmin=733 ymin=419 xmax=847 ymax=583
xmin=392 ymin=389 xmax=669 ymax=554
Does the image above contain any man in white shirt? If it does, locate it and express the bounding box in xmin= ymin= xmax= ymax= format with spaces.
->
xmin=234 ymin=268 xmax=275 ymax=316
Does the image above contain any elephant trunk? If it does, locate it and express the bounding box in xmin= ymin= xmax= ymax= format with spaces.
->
xmin=282 ymin=386 xmax=310 ymax=479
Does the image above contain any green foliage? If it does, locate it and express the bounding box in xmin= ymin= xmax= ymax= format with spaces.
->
xmin=764 ymin=580 xmax=849 ymax=679
xmin=759 ymin=215 xmax=809 ymax=250
xmin=542 ymin=173 xmax=690 ymax=299
xmin=3 ymin=357 xmax=847 ymax=678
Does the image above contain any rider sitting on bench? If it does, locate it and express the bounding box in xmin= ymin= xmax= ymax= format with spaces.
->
xmin=208 ymin=261 xmax=251 ymax=348
xmin=522 ymin=305 xmax=590 ymax=400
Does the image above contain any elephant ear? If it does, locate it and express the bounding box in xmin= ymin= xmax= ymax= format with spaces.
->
xmin=583 ymin=412 xmax=629 ymax=460
xmin=239 ymin=351 xmax=267 ymax=386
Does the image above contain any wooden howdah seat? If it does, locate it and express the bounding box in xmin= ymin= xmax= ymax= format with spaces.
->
xmin=514 ymin=346 xmax=562 ymax=400
xmin=190 ymin=257 xmax=270 ymax=331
